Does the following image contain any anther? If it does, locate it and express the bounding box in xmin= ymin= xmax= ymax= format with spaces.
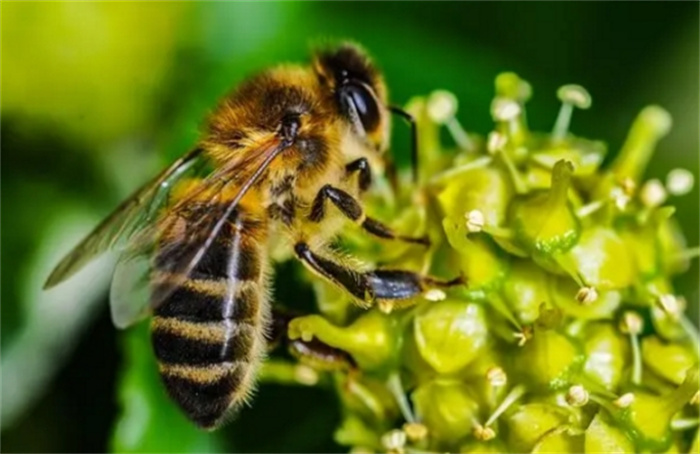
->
xmin=487 ymin=131 xmax=508 ymax=155
xmin=614 ymin=393 xmax=635 ymax=408
xmin=666 ymin=168 xmax=694 ymax=196
xmin=465 ymin=209 xmax=485 ymax=233
xmin=611 ymin=186 xmax=631 ymax=211
xmin=657 ymin=294 xmax=682 ymax=320
xmin=427 ymin=90 xmax=458 ymax=123
xmin=381 ymin=429 xmax=407 ymax=454
xmin=402 ymin=422 xmax=428 ymax=442
xmin=619 ymin=311 xmax=643 ymax=335
xmin=486 ymin=366 xmax=507 ymax=387
xmin=491 ymin=97 xmax=522 ymax=122
xmin=576 ymin=286 xmax=598 ymax=305
xmin=566 ymin=385 xmax=590 ymax=407
xmin=514 ymin=326 xmax=533 ymax=347
xmin=473 ymin=424 xmax=496 ymax=441
xmin=424 ymin=289 xmax=446 ymax=302
xmin=640 ymin=179 xmax=667 ymax=207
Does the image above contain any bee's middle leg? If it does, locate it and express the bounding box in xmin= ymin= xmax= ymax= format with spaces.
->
xmin=293 ymin=242 xmax=461 ymax=308
xmin=308 ymin=182 xmax=429 ymax=246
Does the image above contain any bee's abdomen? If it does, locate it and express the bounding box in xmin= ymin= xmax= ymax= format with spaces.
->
xmin=151 ymin=206 xmax=268 ymax=429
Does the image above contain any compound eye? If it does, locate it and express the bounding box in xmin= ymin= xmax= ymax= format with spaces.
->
xmin=339 ymin=81 xmax=380 ymax=136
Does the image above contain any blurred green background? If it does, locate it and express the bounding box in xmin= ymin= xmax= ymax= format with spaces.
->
xmin=2 ymin=2 xmax=698 ymax=453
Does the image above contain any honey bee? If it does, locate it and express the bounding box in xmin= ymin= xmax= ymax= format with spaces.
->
xmin=44 ymin=44 xmax=458 ymax=429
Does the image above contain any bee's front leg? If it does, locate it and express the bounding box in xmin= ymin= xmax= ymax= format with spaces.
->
xmin=344 ymin=157 xmax=372 ymax=192
xmin=293 ymin=242 xmax=462 ymax=310
xmin=308 ymin=183 xmax=429 ymax=246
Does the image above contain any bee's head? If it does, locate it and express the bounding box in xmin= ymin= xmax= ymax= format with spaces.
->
xmin=313 ymin=44 xmax=390 ymax=153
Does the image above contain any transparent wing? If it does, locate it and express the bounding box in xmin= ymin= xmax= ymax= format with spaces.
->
xmin=43 ymin=147 xmax=207 ymax=289
xmin=107 ymin=138 xmax=286 ymax=329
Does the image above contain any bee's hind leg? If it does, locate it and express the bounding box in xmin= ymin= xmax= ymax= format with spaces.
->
xmin=293 ymin=242 xmax=462 ymax=310
xmin=267 ymin=308 xmax=356 ymax=371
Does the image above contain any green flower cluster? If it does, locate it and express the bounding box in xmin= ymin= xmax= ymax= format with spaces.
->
xmin=279 ymin=74 xmax=699 ymax=453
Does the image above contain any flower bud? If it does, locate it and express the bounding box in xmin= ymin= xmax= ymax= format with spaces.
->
xmin=619 ymin=366 xmax=699 ymax=451
xmin=412 ymin=380 xmax=479 ymax=447
xmin=561 ymin=226 xmax=634 ymax=290
xmin=516 ymin=323 xmax=583 ymax=390
xmin=437 ymin=166 xmax=512 ymax=226
xmin=641 ymin=336 xmax=697 ymax=385
xmin=531 ymin=428 xmax=584 ymax=453
xmin=500 ymin=259 xmax=551 ymax=324
xmin=413 ymin=300 xmax=488 ymax=374
xmin=585 ymin=412 xmax=635 ymax=453
xmin=339 ymin=375 xmax=400 ymax=425
xmin=510 ymin=160 xmax=581 ymax=269
xmin=442 ymin=216 xmax=509 ymax=300
xmin=507 ymin=403 xmax=569 ymax=453
xmin=582 ymin=323 xmax=629 ymax=391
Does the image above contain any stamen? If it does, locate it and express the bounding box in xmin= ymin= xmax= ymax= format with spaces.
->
xmin=552 ymin=84 xmax=591 ymax=141
xmin=387 ymin=373 xmax=416 ymax=424
xmin=619 ymin=311 xmax=643 ymax=385
xmin=427 ymin=90 xmax=474 ymax=151
xmin=485 ymin=385 xmax=526 ymax=427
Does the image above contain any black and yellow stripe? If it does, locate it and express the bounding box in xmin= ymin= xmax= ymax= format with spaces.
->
xmin=151 ymin=203 xmax=268 ymax=429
